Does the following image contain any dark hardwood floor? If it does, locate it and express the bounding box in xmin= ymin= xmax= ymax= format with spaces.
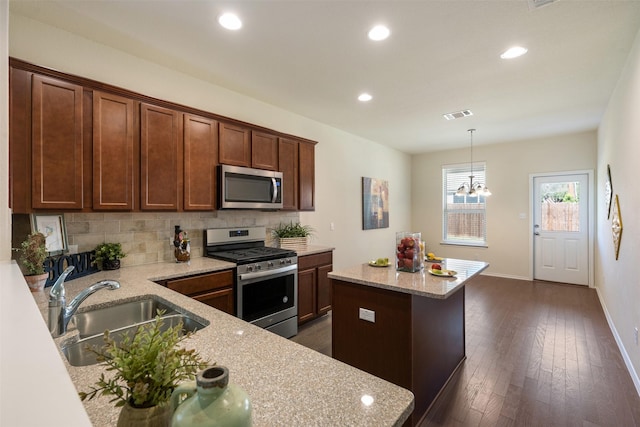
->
xmin=291 ymin=275 xmax=640 ymax=426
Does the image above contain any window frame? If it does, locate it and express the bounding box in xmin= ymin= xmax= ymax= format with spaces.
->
xmin=441 ymin=162 xmax=488 ymax=247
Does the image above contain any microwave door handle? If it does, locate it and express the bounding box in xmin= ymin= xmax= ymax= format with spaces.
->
xmin=271 ymin=177 xmax=278 ymax=203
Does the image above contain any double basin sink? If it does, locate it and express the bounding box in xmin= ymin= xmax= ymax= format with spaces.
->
xmin=61 ymin=297 xmax=208 ymax=367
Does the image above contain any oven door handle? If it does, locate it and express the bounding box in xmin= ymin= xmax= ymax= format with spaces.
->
xmin=238 ymin=264 xmax=297 ymax=281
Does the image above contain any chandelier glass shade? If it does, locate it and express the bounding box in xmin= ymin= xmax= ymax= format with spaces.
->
xmin=455 ymin=129 xmax=491 ymax=197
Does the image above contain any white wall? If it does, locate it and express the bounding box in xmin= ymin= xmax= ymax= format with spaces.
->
xmin=597 ymin=27 xmax=640 ymax=392
xmin=1 ymin=0 xmax=10 ymax=262
xmin=411 ymin=131 xmax=597 ymax=279
xmin=8 ymin=14 xmax=412 ymax=270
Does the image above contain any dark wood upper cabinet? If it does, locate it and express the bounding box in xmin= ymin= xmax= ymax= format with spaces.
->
xmin=278 ymin=138 xmax=298 ymax=211
xmin=219 ymin=122 xmax=250 ymax=167
xmin=9 ymin=67 xmax=31 ymax=213
xmin=183 ymin=114 xmax=218 ymax=211
xmin=31 ymin=75 xmax=84 ymax=209
xmin=92 ymin=91 xmax=135 ymax=210
xmin=251 ymin=131 xmax=278 ymax=171
xmin=298 ymin=141 xmax=316 ymax=211
xmin=140 ymin=103 xmax=181 ymax=210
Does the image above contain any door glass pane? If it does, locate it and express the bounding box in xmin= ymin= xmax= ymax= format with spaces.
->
xmin=539 ymin=181 xmax=580 ymax=232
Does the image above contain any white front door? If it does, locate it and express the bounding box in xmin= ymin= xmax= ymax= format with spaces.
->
xmin=533 ymin=173 xmax=589 ymax=286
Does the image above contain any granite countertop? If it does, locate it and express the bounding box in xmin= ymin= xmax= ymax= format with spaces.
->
xmin=295 ymin=244 xmax=335 ymax=257
xmin=29 ymin=257 xmax=413 ymax=427
xmin=328 ymin=258 xmax=489 ymax=299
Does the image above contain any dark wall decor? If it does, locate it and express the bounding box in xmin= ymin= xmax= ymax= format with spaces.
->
xmin=605 ymin=164 xmax=613 ymax=219
xmin=362 ymin=177 xmax=389 ymax=230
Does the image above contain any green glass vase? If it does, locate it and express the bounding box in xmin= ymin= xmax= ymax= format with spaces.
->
xmin=171 ymin=366 xmax=252 ymax=427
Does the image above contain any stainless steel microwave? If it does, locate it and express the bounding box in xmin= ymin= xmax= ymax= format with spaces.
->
xmin=218 ymin=164 xmax=283 ymax=210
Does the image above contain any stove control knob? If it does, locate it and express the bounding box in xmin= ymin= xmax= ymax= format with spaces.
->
xmin=286 ymin=258 xmax=292 ymax=264
xmin=267 ymin=261 xmax=274 ymax=268
xmin=279 ymin=259 xmax=286 ymax=265
xmin=246 ymin=265 xmax=253 ymax=272
xmin=256 ymin=264 xmax=262 ymax=270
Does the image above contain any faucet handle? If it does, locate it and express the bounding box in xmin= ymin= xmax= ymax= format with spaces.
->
xmin=49 ymin=266 xmax=75 ymax=300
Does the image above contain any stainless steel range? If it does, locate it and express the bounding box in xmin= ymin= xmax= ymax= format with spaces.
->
xmin=204 ymin=227 xmax=298 ymax=338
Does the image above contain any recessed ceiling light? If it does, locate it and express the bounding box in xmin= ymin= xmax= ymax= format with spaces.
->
xmin=358 ymin=93 xmax=373 ymax=102
xmin=219 ymin=13 xmax=242 ymax=30
xmin=368 ymin=25 xmax=390 ymax=41
xmin=500 ymin=46 xmax=528 ymax=59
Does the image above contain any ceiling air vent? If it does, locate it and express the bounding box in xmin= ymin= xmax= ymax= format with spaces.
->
xmin=443 ymin=109 xmax=473 ymax=121
xmin=528 ymin=0 xmax=556 ymax=10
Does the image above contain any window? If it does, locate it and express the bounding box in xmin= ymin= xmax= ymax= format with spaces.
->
xmin=442 ymin=163 xmax=488 ymax=246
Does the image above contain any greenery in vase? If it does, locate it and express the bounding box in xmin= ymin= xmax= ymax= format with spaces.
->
xmin=93 ymin=242 xmax=126 ymax=267
xmin=17 ymin=232 xmax=48 ymax=275
xmin=79 ymin=315 xmax=209 ymax=408
xmin=271 ymin=222 xmax=315 ymax=239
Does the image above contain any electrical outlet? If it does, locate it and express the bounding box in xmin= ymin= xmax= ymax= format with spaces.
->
xmin=635 ymin=327 xmax=638 ymax=345
xmin=330 ymin=222 xmax=335 ymax=231
xmin=359 ymin=308 xmax=375 ymax=323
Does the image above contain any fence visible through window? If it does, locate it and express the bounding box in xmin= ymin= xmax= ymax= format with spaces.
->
xmin=539 ymin=181 xmax=580 ymax=232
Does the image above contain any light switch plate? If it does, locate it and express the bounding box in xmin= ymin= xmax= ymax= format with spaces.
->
xmin=359 ymin=308 xmax=375 ymax=323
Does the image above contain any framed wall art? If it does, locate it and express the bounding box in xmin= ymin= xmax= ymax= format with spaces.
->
xmin=31 ymin=213 xmax=68 ymax=255
xmin=605 ymin=164 xmax=613 ymax=219
xmin=362 ymin=177 xmax=389 ymax=230
xmin=611 ymin=194 xmax=622 ymax=260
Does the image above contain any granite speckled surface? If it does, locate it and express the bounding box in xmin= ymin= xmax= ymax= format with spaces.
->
xmin=328 ymin=258 xmax=489 ymax=299
xmin=31 ymin=257 xmax=414 ymax=426
xmin=295 ymin=244 xmax=335 ymax=257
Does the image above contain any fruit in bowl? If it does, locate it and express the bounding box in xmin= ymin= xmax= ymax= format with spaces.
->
xmin=431 ymin=263 xmax=442 ymax=270
xmin=371 ymin=257 xmax=389 ymax=266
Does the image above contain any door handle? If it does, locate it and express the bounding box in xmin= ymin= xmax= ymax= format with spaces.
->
xmin=534 ymin=232 xmax=540 ymax=236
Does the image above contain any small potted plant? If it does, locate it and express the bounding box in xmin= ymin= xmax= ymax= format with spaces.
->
xmin=93 ymin=242 xmax=126 ymax=270
xmin=15 ymin=232 xmax=49 ymax=292
xmin=79 ymin=316 xmax=209 ymax=427
xmin=271 ymin=222 xmax=315 ymax=251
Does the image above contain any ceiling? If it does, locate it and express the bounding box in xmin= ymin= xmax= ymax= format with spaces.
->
xmin=9 ymin=0 xmax=640 ymax=154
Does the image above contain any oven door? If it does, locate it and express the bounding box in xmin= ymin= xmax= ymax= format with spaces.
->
xmin=237 ymin=264 xmax=297 ymax=330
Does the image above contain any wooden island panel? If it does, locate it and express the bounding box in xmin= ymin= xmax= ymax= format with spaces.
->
xmin=332 ymin=278 xmax=467 ymax=426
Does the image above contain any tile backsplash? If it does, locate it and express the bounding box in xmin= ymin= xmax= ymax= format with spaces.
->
xmin=49 ymin=211 xmax=299 ymax=267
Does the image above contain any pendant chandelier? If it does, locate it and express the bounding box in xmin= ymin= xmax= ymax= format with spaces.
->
xmin=456 ymin=129 xmax=491 ymax=197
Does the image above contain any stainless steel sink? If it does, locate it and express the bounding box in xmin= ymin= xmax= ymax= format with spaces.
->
xmin=61 ymin=298 xmax=208 ymax=367
xmin=71 ymin=298 xmax=179 ymax=338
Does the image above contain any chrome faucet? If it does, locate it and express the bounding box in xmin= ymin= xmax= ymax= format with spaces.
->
xmin=48 ymin=266 xmax=120 ymax=337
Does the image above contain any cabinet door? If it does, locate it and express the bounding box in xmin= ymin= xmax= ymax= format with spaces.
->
xmin=184 ymin=114 xmax=218 ymax=211
xmin=251 ymin=131 xmax=278 ymax=171
xmin=193 ymin=288 xmax=235 ymax=315
xmin=219 ymin=123 xmax=250 ymax=167
xmin=9 ymin=67 xmax=30 ymax=213
xmin=278 ymin=138 xmax=298 ymax=211
xmin=93 ymin=91 xmax=134 ymax=210
xmin=297 ymin=267 xmax=317 ymax=324
xmin=317 ymin=263 xmax=333 ymax=315
xmin=298 ymin=141 xmax=315 ymax=211
xmin=140 ymin=103 xmax=181 ymax=210
xmin=31 ymin=75 xmax=84 ymax=209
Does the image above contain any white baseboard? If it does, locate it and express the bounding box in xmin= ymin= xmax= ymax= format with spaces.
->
xmin=595 ymin=287 xmax=640 ymax=397
xmin=480 ymin=271 xmax=530 ymax=281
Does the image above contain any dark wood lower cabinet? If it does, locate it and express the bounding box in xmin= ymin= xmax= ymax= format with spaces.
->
xmin=331 ymin=279 xmax=465 ymax=427
xmin=297 ymin=251 xmax=333 ymax=325
xmin=163 ymin=270 xmax=234 ymax=315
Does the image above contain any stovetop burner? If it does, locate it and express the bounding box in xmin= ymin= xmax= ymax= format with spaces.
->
xmin=208 ymin=246 xmax=296 ymax=264
xmin=204 ymin=227 xmax=297 ymax=264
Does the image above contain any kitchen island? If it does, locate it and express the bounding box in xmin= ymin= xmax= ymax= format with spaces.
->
xmin=329 ymin=258 xmax=489 ymax=426
xmin=8 ymin=257 xmax=413 ymax=426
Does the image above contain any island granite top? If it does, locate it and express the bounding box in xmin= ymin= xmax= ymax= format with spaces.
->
xmin=29 ymin=256 xmax=414 ymax=427
xmin=328 ymin=258 xmax=489 ymax=299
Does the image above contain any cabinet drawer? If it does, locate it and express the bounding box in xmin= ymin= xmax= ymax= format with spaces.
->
xmin=298 ymin=251 xmax=333 ymax=270
xmin=166 ymin=270 xmax=234 ymax=296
